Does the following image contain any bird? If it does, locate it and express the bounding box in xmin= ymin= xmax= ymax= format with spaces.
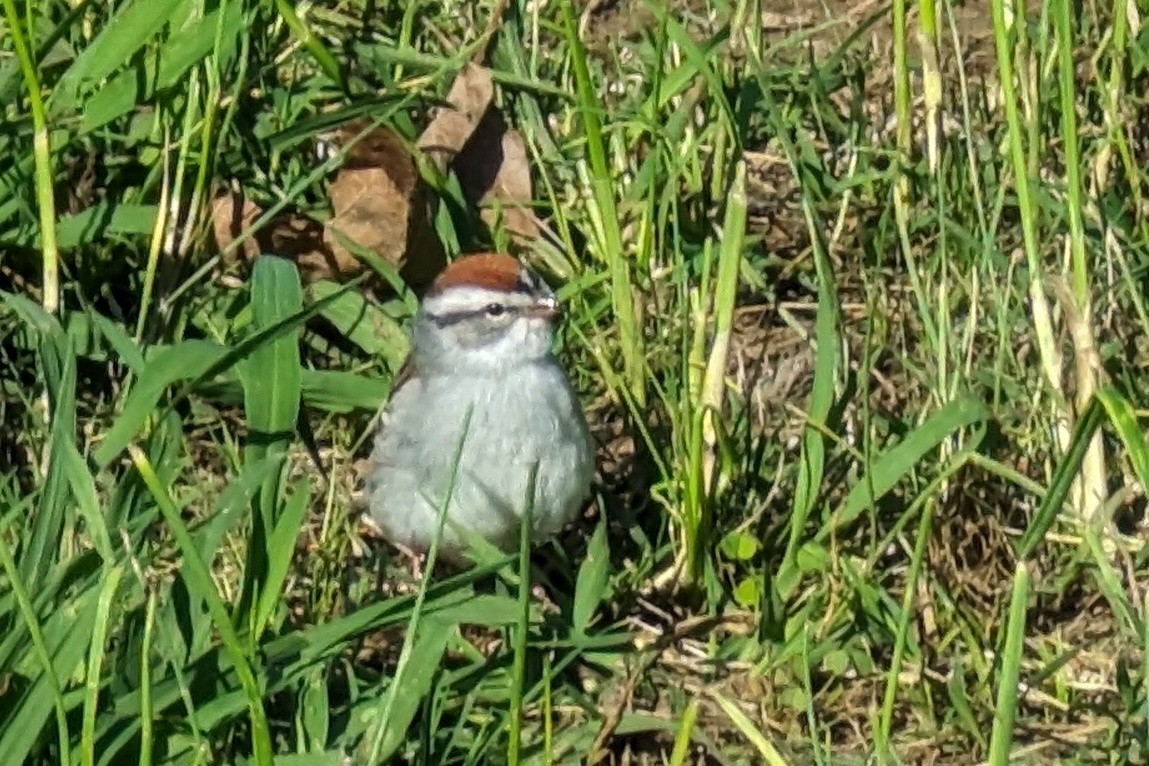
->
xmin=364 ymin=252 xmax=595 ymax=568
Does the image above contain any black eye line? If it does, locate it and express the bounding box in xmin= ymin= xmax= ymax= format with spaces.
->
xmin=427 ymin=304 xmax=519 ymax=327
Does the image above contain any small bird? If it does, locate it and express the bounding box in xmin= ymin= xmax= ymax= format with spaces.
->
xmin=364 ymin=252 xmax=594 ymax=566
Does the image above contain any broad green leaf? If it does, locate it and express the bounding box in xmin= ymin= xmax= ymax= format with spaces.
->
xmin=718 ymin=529 xmax=760 ymax=561
xmin=309 ymin=280 xmax=409 ymax=368
xmin=243 ymin=255 xmax=304 ymax=442
xmin=300 ymin=370 xmax=389 ymax=412
xmin=572 ymin=517 xmax=610 ymax=635
xmin=795 ymin=542 xmax=829 ymax=573
xmin=240 ymin=256 xmax=304 ymax=638
xmin=186 ymin=369 xmax=389 ymax=413
xmin=733 ymin=577 xmax=761 ymax=609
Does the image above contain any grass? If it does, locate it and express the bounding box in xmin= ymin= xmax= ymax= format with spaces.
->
xmin=1 ymin=0 xmax=1149 ymax=763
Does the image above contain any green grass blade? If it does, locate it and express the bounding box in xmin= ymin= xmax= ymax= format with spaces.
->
xmin=668 ymin=699 xmax=700 ymax=766
xmin=365 ymin=409 xmax=474 ymax=763
xmin=1095 ymin=386 xmax=1149 ymax=496
xmin=361 ymin=622 xmax=452 ymax=763
xmin=558 ymin=0 xmax=643 ymax=405
xmin=1017 ymin=396 xmax=1106 ymax=559
xmin=139 ymin=589 xmax=157 ymax=766
xmin=94 ymin=341 xmax=227 ymax=467
xmin=98 ymin=276 xmax=364 ymax=468
xmin=876 ymin=495 xmax=936 ymax=751
xmin=780 ymin=255 xmax=836 ymax=575
xmin=832 ymin=396 xmax=989 ymax=530
xmin=0 ymin=522 xmax=72 ymax=766
xmin=508 ymin=476 xmax=535 ymax=765
xmin=1052 ymin=0 xmax=1088 ymax=303
xmin=244 ymin=256 xmax=304 ymax=448
xmin=59 ymin=441 xmax=113 ymax=564
xmin=81 ymin=4 xmax=242 ymax=133
xmin=80 ymin=565 xmax=124 ymax=766
xmin=127 ymin=445 xmax=274 ymax=765
xmin=272 ymin=0 xmax=347 ymax=92
xmin=253 ymin=479 xmax=310 ymax=638
xmin=572 ymin=516 xmax=610 ymax=636
xmin=240 ymin=255 xmax=304 ymax=640
xmin=987 ymin=563 xmax=1030 ymax=766
xmin=308 ymin=280 xmax=409 ymax=369
xmin=710 ymin=691 xmax=790 ymax=765
xmin=55 ymin=0 xmax=184 ymax=97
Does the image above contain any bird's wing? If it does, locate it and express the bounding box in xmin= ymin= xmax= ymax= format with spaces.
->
xmin=368 ymin=354 xmax=418 ymax=444
xmin=387 ymin=354 xmax=418 ymax=404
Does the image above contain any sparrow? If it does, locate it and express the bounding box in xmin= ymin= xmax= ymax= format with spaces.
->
xmin=364 ymin=252 xmax=594 ymax=566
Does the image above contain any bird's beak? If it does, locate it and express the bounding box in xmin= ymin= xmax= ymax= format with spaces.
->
xmin=524 ymin=296 xmax=560 ymax=320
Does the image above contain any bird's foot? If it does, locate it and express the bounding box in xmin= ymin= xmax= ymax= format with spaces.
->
xmin=530 ymin=581 xmax=561 ymax=615
xmin=391 ymin=542 xmax=428 ymax=581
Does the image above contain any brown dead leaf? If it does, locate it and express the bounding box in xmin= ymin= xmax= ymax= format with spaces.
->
xmin=452 ymin=108 xmax=539 ymax=244
xmin=414 ymin=63 xmax=538 ymax=243
xmin=211 ymin=118 xmax=446 ymax=289
xmin=211 ymin=192 xmax=264 ymax=262
xmin=324 ymin=119 xmax=445 ymax=287
xmin=416 ymin=62 xmax=494 ymax=172
xmin=211 ymin=59 xmax=539 ymax=285
xmin=210 ymin=192 xmax=337 ymax=282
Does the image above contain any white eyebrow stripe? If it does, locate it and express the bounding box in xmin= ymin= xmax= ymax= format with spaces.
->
xmin=422 ymin=286 xmax=537 ymax=318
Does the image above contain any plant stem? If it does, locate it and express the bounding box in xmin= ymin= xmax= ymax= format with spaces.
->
xmin=2 ymin=0 xmax=59 ymax=316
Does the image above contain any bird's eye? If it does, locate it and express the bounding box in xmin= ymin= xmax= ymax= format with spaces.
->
xmin=484 ymin=303 xmax=506 ymax=317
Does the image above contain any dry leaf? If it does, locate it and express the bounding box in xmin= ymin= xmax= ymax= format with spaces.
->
xmin=211 ymin=192 xmax=264 ymax=262
xmin=324 ymin=119 xmax=445 ymax=287
xmin=210 ymin=191 xmax=332 ymax=281
xmin=209 ymin=190 xmax=367 ymax=284
xmin=452 ymin=108 xmax=539 ymax=243
xmin=416 ymin=62 xmax=495 ymax=172
xmin=271 ymin=216 xmax=352 ymax=282
xmin=211 ymin=117 xmax=446 ymax=289
xmin=210 ymin=59 xmax=539 ymax=286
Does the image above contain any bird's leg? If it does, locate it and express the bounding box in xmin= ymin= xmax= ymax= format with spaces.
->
xmin=529 ymin=579 xmax=560 ymax=615
xmin=391 ymin=541 xmax=427 ymax=581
